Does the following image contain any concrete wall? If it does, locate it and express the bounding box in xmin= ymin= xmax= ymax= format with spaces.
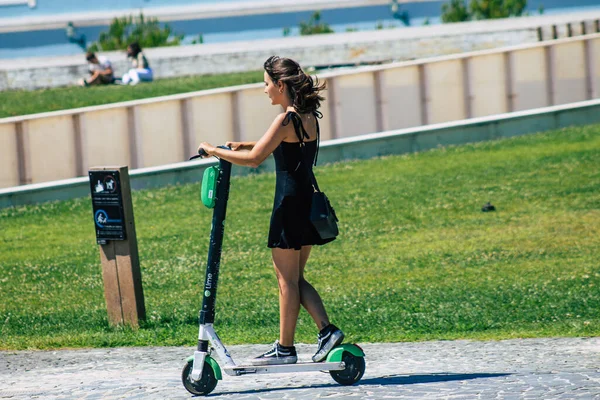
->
xmin=0 ymin=123 xmax=19 ymax=188
xmin=1 ymin=33 xmax=600 ymax=189
xmin=2 ymin=98 xmax=599 ymax=209
xmin=1 ymin=11 xmax=600 ymax=91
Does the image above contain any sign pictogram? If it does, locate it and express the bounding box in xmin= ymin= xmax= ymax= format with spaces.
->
xmin=89 ymin=170 xmax=126 ymax=244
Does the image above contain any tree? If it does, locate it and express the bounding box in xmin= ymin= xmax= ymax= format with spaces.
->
xmin=299 ymin=11 xmax=334 ymax=36
xmin=87 ymin=13 xmax=183 ymax=52
xmin=470 ymin=0 xmax=527 ymax=19
xmin=441 ymin=0 xmax=528 ymax=23
xmin=441 ymin=0 xmax=470 ymax=22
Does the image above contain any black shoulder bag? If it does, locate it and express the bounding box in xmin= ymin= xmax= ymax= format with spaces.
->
xmin=288 ymin=111 xmax=339 ymax=240
xmin=308 ymin=171 xmax=339 ymax=240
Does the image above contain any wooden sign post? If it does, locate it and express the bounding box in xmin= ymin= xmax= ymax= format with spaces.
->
xmin=89 ymin=166 xmax=145 ymax=327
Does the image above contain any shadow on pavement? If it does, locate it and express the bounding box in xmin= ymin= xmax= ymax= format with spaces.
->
xmin=360 ymin=372 xmax=511 ymax=385
xmin=214 ymin=372 xmax=510 ymax=397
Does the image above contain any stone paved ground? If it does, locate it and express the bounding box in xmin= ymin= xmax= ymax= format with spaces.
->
xmin=1 ymin=338 xmax=600 ymax=399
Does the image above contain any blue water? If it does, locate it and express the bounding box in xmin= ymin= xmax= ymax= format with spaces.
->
xmin=1 ymin=0 xmax=599 ymax=59
xmin=201 ymin=4 xmax=600 ymax=44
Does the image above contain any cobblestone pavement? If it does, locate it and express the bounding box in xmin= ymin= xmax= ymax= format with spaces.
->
xmin=1 ymin=337 xmax=600 ymax=399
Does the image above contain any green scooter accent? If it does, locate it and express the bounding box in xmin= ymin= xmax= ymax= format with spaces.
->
xmin=326 ymin=344 xmax=365 ymax=362
xmin=201 ymin=166 xmax=220 ymax=208
xmin=186 ymin=355 xmax=223 ymax=380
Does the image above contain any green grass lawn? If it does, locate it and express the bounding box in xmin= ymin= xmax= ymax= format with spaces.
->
xmin=0 ymin=71 xmax=263 ymax=118
xmin=0 ymin=125 xmax=599 ymax=350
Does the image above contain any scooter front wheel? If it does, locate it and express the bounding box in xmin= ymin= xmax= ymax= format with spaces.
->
xmin=329 ymin=351 xmax=366 ymax=386
xmin=182 ymin=359 xmax=218 ymax=396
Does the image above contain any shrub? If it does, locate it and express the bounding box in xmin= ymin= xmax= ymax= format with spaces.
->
xmin=88 ymin=13 xmax=184 ymax=52
xmin=441 ymin=0 xmax=527 ymax=23
xmin=299 ymin=11 xmax=334 ymax=35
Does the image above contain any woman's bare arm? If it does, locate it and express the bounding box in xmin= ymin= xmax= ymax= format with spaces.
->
xmin=225 ymin=141 xmax=257 ymax=151
xmin=199 ymin=114 xmax=288 ymax=168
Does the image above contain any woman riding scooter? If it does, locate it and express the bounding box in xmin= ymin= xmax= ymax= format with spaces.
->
xmin=197 ymin=56 xmax=344 ymax=365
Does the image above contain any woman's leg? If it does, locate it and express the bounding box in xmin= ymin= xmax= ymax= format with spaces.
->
xmin=86 ymin=71 xmax=101 ymax=85
xmin=298 ymin=246 xmax=330 ymax=330
xmin=298 ymin=246 xmax=345 ymax=362
xmin=271 ymin=248 xmax=302 ymax=347
xmin=121 ymin=71 xmax=132 ymax=85
xmin=135 ymin=68 xmax=153 ymax=82
xmin=88 ymin=74 xmax=113 ymax=85
xmin=128 ymin=69 xmax=141 ymax=85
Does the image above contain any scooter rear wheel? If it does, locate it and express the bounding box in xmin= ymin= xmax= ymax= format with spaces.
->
xmin=329 ymin=351 xmax=366 ymax=386
xmin=182 ymin=359 xmax=218 ymax=396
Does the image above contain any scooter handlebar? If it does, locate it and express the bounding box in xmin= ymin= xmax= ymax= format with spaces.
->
xmin=188 ymin=146 xmax=231 ymax=161
xmin=188 ymin=148 xmax=208 ymax=160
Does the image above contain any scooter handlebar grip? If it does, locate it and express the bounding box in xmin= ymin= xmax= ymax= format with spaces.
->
xmin=188 ymin=148 xmax=208 ymax=161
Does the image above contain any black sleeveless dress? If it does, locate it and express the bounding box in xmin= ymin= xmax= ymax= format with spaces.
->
xmin=267 ymin=111 xmax=336 ymax=250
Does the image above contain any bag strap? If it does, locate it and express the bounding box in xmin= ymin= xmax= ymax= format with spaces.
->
xmin=309 ymin=167 xmax=320 ymax=193
xmin=309 ymin=113 xmax=321 ymax=191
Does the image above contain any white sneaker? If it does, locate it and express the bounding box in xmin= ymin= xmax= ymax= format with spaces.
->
xmin=312 ymin=325 xmax=345 ymax=362
xmin=250 ymin=340 xmax=298 ymax=366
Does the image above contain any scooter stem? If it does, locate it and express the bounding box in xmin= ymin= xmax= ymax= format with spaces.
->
xmin=198 ymin=155 xmax=232 ymax=348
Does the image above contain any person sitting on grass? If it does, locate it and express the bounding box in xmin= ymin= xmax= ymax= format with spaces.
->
xmin=121 ymin=42 xmax=153 ymax=86
xmin=79 ymin=52 xmax=115 ymax=87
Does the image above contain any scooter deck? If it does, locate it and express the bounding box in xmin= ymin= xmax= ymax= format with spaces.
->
xmin=224 ymin=361 xmax=345 ymax=376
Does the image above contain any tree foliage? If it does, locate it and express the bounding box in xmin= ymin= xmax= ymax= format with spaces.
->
xmin=441 ymin=0 xmax=471 ymax=22
xmin=299 ymin=11 xmax=334 ymax=35
xmin=87 ymin=13 xmax=183 ymax=52
xmin=441 ymin=0 xmax=527 ymax=23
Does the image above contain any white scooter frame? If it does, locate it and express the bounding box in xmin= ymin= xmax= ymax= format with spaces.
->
xmin=191 ymin=323 xmax=347 ymax=379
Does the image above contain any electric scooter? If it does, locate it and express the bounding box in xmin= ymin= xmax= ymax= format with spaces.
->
xmin=181 ymin=148 xmax=366 ymax=396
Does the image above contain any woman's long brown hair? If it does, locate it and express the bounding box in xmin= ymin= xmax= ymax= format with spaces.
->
xmin=264 ymin=56 xmax=326 ymax=115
